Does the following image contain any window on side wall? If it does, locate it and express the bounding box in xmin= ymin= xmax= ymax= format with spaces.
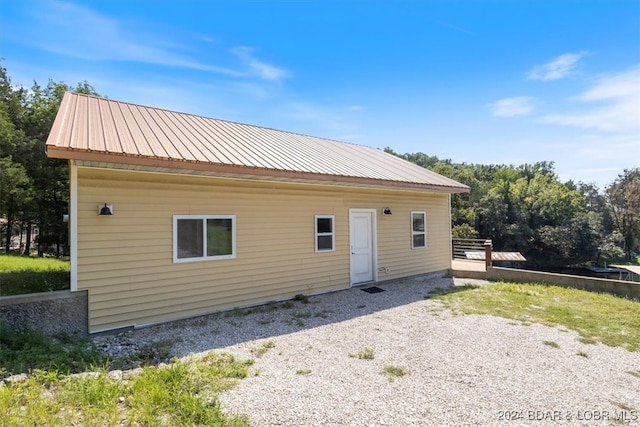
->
xmin=173 ymin=215 xmax=236 ymax=263
xmin=411 ymin=211 xmax=426 ymax=249
xmin=315 ymin=215 xmax=335 ymax=252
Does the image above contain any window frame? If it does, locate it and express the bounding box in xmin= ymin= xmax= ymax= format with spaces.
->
xmin=173 ymin=214 xmax=236 ymax=263
xmin=411 ymin=211 xmax=426 ymax=249
xmin=315 ymin=214 xmax=335 ymax=253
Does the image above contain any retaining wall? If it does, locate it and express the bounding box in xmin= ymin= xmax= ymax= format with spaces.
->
xmin=0 ymin=290 xmax=88 ymax=336
xmin=451 ymin=266 xmax=640 ymax=300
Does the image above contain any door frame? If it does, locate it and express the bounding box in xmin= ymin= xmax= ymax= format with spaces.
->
xmin=349 ymin=208 xmax=378 ymax=286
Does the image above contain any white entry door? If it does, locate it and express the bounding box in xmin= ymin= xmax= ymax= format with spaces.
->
xmin=350 ymin=209 xmax=376 ymax=285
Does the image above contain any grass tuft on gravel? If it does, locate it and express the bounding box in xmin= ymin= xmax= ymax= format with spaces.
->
xmin=429 ymin=282 xmax=640 ymax=351
xmin=382 ymin=365 xmax=407 ymax=378
xmin=350 ymin=347 xmax=375 ymax=360
xmin=250 ymin=340 xmax=276 ymax=357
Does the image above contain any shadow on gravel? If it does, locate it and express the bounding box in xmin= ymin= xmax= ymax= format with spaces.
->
xmin=93 ymin=275 xmax=481 ymax=364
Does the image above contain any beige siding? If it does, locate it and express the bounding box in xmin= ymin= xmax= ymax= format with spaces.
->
xmin=77 ymin=167 xmax=452 ymax=332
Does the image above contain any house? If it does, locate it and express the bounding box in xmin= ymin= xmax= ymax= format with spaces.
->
xmin=46 ymin=92 xmax=469 ymax=333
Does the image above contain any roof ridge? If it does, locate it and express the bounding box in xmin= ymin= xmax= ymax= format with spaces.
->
xmin=67 ymin=91 xmax=376 ymax=151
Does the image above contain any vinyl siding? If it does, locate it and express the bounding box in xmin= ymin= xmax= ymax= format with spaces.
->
xmin=76 ymin=167 xmax=452 ymax=332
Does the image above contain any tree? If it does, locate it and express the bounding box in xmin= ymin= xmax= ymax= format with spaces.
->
xmin=452 ymin=223 xmax=479 ymax=239
xmin=0 ymin=63 xmax=99 ymax=256
xmin=0 ymin=157 xmax=32 ymax=252
xmin=386 ymin=147 xmax=611 ymax=268
xmin=606 ymin=168 xmax=640 ymax=260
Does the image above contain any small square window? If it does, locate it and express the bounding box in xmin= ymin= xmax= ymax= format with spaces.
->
xmin=315 ymin=215 xmax=335 ymax=252
xmin=411 ymin=211 xmax=426 ymax=249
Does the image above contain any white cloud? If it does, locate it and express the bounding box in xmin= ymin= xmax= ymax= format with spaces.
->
xmin=485 ymin=96 xmax=535 ymax=117
xmin=22 ymin=1 xmax=240 ymax=76
xmin=231 ymin=47 xmax=289 ymax=82
xmin=542 ymin=66 xmax=640 ymax=132
xmin=347 ymin=105 xmax=363 ymax=112
xmin=527 ymin=51 xmax=588 ymax=81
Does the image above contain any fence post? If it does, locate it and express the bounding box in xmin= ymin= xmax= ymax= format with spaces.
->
xmin=484 ymin=240 xmax=492 ymax=269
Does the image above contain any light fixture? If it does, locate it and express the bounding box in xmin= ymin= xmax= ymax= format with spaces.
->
xmin=383 ymin=207 xmax=392 ymax=215
xmin=98 ymin=203 xmax=113 ymax=216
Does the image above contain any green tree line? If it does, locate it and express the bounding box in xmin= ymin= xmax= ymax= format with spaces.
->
xmin=385 ymin=149 xmax=640 ymax=268
xmin=0 ymin=64 xmax=98 ymax=256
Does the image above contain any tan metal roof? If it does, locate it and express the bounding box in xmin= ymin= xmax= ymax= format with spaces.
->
xmin=465 ymin=251 xmax=527 ymax=262
xmin=611 ymin=265 xmax=640 ymax=276
xmin=46 ymin=92 xmax=469 ymax=193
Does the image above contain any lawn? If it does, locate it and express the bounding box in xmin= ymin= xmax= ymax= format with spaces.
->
xmin=428 ymin=281 xmax=640 ymax=351
xmin=0 ymin=254 xmax=70 ymax=296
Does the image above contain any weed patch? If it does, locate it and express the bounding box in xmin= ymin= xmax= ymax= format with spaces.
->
xmin=382 ymin=365 xmax=407 ymax=381
xmin=0 ymin=323 xmax=107 ymax=375
xmin=250 ymin=341 xmax=276 ymax=357
xmin=543 ymin=340 xmax=559 ymax=348
xmin=293 ymin=294 xmax=309 ymax=304
xmin=350 ymin=347 xmax=375 ymax=360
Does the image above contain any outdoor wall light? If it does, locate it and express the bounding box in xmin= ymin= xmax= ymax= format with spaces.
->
xmin=98 ymin=203 xmax=113 ymax=216
xmin=383 ymin=207 xmax=392 ymax=215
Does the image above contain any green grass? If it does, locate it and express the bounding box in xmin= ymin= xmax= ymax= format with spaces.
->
xmin=428 ymin=282 xmax=640 ymax=352
xmin=0 ymin=322 xmax=107 ymax=375
xmin=382 ymin=365 xmax=407 ymax=378
xmin=0 ymin=353 xmax=252 ymax=426
xmin=381 ymin=365 xmax=407 ymax=383
xmin=250 ymin=340 xmax=276 ymax=357
xmin=1 ymin=325 xmax=254 ymax=425
xmin=349 ymin=347 xmax=375 ymax=360
xmin=543 ymin=340 xmax=560 ymax=348
xmin=0 ymin=254 xmax=70 ymax=296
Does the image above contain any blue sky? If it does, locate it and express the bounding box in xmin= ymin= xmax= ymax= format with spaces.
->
xmin=2 ymin=0 xmax=638 ymax=189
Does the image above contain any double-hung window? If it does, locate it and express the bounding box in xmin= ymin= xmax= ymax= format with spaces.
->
xmin=315 ymin=215 xmax=335 ymax=252
xmin=411 ymin=211 xmax=426 ymax=249
xmin=173 ymin=215 xmax=236 ymax=263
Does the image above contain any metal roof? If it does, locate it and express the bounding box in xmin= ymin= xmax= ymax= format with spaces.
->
xmin=46 ymin=92 xmax=469 ymax=193
xmin=465 ymin=251 xmax=527 ymax=262
xmin=610 ymin=265 xmax=640 ymax=276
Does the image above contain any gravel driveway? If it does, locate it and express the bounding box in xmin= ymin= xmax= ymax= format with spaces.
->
xmin=94 ymin=275 xmax=640 ymax=427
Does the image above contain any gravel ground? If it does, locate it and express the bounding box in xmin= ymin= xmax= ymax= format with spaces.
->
xmin=94 ymin=275 xmax=640 ymax=427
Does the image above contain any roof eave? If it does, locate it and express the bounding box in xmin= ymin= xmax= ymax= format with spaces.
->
xmin=46 ymin=146 xmax=470 ymax=194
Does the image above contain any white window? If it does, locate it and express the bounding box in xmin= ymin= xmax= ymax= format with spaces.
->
xmin=173 ymin=215 xmax=236 ymax=263
xmin=315 ymin=215 xmax=335 ymax=252
xmin=411 ymin=211 xmax=426 ymax=249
